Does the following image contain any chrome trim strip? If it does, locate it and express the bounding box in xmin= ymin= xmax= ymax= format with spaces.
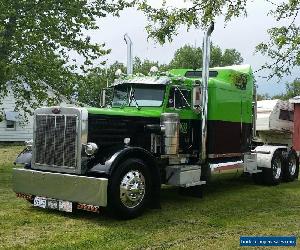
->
xmin=208 ymin=153 xmax=242 ymax=159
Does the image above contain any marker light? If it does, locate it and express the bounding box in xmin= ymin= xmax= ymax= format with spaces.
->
xmin=84 ymin=143 xmax=98 ymax=156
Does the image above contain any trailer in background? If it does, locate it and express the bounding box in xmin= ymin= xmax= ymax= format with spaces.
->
xmin=248 ymin=99 xmax=299 ymax=185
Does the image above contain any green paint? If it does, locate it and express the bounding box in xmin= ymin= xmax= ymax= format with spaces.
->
xmin=170 ymin=65 xmax=254 ymax=124
xmin=88 ymin=65 xmax=254 ymax=124
xmin=87 ymin=106 xmax=163 ymax=118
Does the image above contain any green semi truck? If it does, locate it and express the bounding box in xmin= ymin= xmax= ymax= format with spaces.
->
xmin=13 ymin=24 xmax=299 ymax=218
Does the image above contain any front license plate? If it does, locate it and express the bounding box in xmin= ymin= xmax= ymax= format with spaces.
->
xmin=33 ymin=197 xmax=72 ymax=212
xmin=34 ymin=196 xmax=47 ymax=208
xmin=47 ymin=199 xmax=59 ymax=210
xmin=58 ymin=200 xmax=73 ymax=212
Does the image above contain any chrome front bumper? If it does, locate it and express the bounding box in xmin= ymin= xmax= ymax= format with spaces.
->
xmin=12 ymin=168 xmax=108 ymax=207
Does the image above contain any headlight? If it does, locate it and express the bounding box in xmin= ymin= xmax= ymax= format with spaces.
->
xmin=84 ymin=142 xmax=98 ymax=156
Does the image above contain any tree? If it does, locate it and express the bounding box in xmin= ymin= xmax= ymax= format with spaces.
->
xmin=169 ymin=44 xmax=243 ymax=69
xmin=0 ymin=0 xmax=133 ymax=115
xmin=256 ymin=1 xmax=300 ymax=79
xmin=284 ymin=79 xmax=300 ymax=99
xmin=138 ymin=0 xmax=299 ymax=79
xmin=257 ymin=93 xmax=271 ymax=101
xmin=221 ymin=49 xmax=244 ymax=66
xmin=134 ymin=57 xmax=162 ymax=75
xmin=76 ymin=61 xmax=126 ymax=107
xmin=271 ymin=78 xmax=300 ymax=100
xmin=256 ymin=78 xmax=300 ymax=101
xmin=169 ymin=45 xmax=202 ymax=69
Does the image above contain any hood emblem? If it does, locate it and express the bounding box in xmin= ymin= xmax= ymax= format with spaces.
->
xmin=52 ymin=108 xmax=61 ymax=114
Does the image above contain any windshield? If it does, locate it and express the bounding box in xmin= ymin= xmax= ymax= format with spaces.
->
xmin=112 ymin=84 xmax=165 ymax=107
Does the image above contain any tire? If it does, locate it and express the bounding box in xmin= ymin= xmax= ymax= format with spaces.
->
xmin=263 ymin=150 xmax=283 ymax=185
xmin=107 ymin=158 xmax=151 ymax=219
xmin=283 ymin=150 xmax=299 ymax=182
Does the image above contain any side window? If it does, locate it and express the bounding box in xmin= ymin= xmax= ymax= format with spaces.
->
xmin=168 ymin=87 xmax=191 ymax=109
xmin=279 ymin=109 xmax=294 ymax=121
xmin=6 ymin=120 xmax=16 ymax=130
xmin=5 ymin=111 xmax=18 ymax=130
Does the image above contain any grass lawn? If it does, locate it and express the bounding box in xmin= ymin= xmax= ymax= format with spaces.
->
xmin=1 ymin=144 xmax=300 ymax=249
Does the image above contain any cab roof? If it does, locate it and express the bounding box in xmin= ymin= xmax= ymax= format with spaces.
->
xmin=111 ymin=65 xmax=253 ymax=87
xmin=112 ymin=76 xmax=170 ymax=86
xmin=169 ymin=64 xmax=252 ymax=80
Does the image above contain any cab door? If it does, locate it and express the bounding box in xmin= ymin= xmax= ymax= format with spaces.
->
xmin=165 ymin=86 xmax=199 ymax=154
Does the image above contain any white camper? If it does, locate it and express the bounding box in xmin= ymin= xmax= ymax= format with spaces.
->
xmin=255 ymin=99 xmax=294 ymax=146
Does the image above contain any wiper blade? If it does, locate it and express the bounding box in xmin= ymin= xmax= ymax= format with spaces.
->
xmin=129 ymin=87 xmax=141 ymax=110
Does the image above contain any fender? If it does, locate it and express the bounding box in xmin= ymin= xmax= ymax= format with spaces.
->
xmin=88 ymin=146 xmax=161 ymax=208
xmin=254 ymin=145 xmax=288 ymax=169
xmin=88 ymin=146 xmax=158 ymax=176
xmin=14 ymin=148 xmax=32 ymax=168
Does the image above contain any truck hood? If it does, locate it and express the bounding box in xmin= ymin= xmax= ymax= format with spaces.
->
xmin=87 ymin=107 xmax=163 ymax=118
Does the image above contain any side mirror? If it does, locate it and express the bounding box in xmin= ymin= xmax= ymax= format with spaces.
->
xmin=192 ymin=86 xmax=202 ymax=112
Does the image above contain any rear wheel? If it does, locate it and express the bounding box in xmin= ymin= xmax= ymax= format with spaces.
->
xmin=283 ymin=150 xmax=299 ymax=182
xmin=107 ymin=158 xmax=151 ymax=219
xmin=263 ymin=150 xmax=283 ymax=185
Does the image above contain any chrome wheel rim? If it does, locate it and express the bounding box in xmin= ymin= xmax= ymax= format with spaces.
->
xmin=289 ymin=155 xmax=297 ymax=176
xmin=120 ymin=170 xmax=145 ymax=208
xmin=273 ymin=157 xmax=282 ymax=180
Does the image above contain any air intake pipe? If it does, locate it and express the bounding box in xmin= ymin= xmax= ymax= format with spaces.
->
xmin=200 ymin=22 xmax=214 ymax=163
xmin=124 ymin=33 xmax=133 ymax=75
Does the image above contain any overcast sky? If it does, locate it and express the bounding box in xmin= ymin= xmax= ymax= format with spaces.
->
xmin=86 ymin=0 xmax=299 ymax=95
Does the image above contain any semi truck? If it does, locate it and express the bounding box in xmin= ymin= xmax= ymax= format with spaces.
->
xmin=12 ymin=24 xmax=299 ymax=219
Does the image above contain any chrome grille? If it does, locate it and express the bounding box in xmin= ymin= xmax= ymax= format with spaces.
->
xmin=34 ymin=114 xmax=78 ymax=169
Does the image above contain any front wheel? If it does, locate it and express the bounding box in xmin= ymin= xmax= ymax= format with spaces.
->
xmin=283 ymin=150 xmax=299 ymax=182
xmin=107 ymin=158 xmax=151 ymax=219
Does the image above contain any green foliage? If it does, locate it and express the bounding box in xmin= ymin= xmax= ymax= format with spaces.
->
xmin=272 ymin=78 xmax=300 ymax=100
xmin=256 ymin=0 xmax=300 ymax=78
xmin=138 ymin=0 xmax=248 ymax=44
xmin=257 ymin=79 xmax=300 ymax=101
xmin=169 ymin=44 xmax=243 ymax=69
xmin=138 ymin=0 xmax=300 ymax=79
xmin=76 ymin=61 xmax=126 ymax=107
xmin=257 ymin=93 xmax=271 ymax=101
xmin=133 ymin=57 xmax=169 ymax=75
xmin=0 ymin=0 xmax=133 ymax=113
xmin=221 ymin=48 xmax=244 ymax=66
xmin=169 ymin=45 xmax=202 ymax=69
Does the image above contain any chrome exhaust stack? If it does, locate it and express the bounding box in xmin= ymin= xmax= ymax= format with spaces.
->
xmin=124 ymin=33 xmax=133 ymax=75
xmin=200 ymin=22 xmax=214 ymax=163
